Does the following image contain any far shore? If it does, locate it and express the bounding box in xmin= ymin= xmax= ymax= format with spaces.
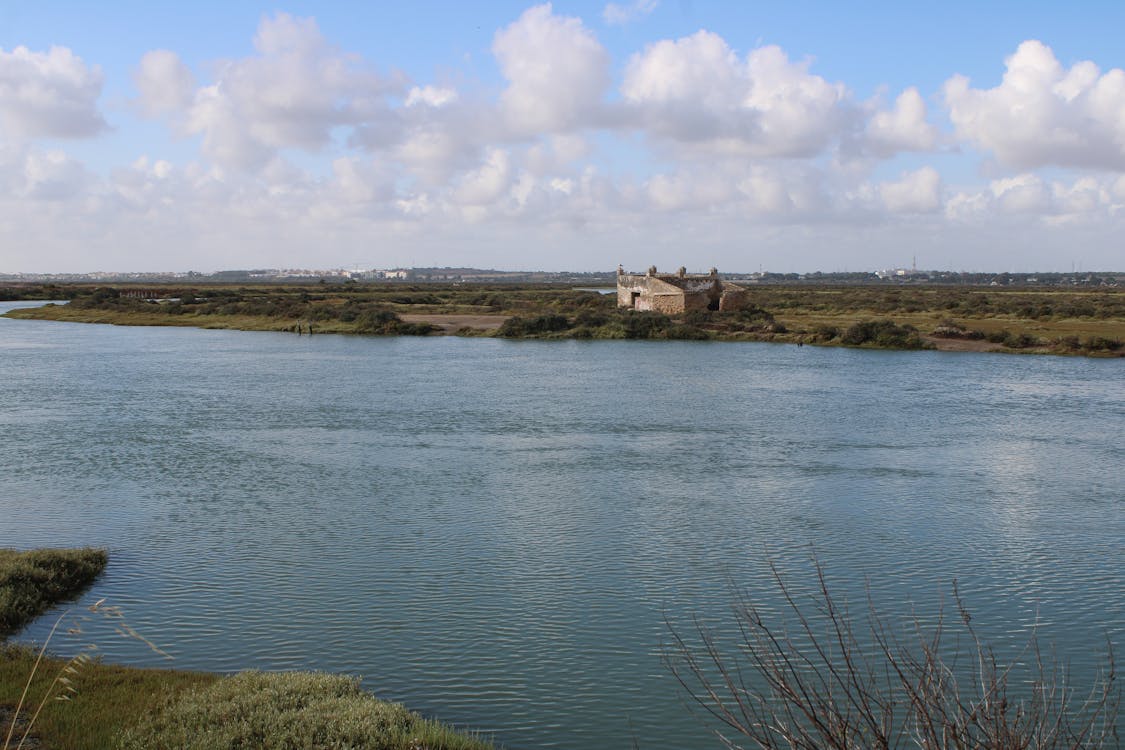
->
xmin=2 ymin=282 xmax=1122 ymax=356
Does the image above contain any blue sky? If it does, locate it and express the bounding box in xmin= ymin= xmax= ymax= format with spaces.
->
xmin=2 ymin=1 xmax=1124 ymax=272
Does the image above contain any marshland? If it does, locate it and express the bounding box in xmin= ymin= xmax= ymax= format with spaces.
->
xmin=3 ymin=281 xmax=1123 ymax=355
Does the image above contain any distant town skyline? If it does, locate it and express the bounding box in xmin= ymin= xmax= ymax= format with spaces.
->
xmin=3 ymin=1 xmax=1125 ymax=273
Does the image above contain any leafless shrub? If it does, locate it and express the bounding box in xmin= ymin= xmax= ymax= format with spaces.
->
xmin=667 ymin=562 xmax=1119 ymax=749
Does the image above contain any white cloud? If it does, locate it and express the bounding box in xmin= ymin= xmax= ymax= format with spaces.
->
xmin=454 ymin=148 xmax=512 ymax=206
xmin=991 ymin=173 xmax=1050 ymax=213
xmin=944 ymin=40 xmax=1125 ymax=171
xmin=864 ymin=88 xmax=938 ymax=156
xmin=603 ymin=0 xmax=658 ymax=26
xmin=493 ymin=4 xmax=610 ymax=136
xmin=178 ymin=13 xmax=393 ymax=169
xmin=946 ymin=173 xmax=1125 ymax=224
xmin=134 ymin=50 xmax=195 ymax=116
xmin=621 ymin=33 xmax=850 ymax=157
xmin=879 ymin=166 xmax=942 ymax=213
xmin=405 ymin=85 xmax=458 ymax=108
xmin=0 ymin=45 xmax=106 ymax=139
xmin=645 ymin=170 xmax=734 ymax=211
xmin=9 ymin=14 xmax=1125 ymax=273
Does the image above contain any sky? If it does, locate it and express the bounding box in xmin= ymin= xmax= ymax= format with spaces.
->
xmin=2 ymin=1 xmax=1125 ymax=273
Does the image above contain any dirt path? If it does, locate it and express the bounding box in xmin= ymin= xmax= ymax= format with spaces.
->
xmin=921 ymin=335 xmax=1006 ymax=353
xmin=398 ymin=314 xmax=510 ymax=334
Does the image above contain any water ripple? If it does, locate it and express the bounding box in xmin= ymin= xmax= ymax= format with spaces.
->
xmin=1 ymin=307 xmax=1122 ymax=748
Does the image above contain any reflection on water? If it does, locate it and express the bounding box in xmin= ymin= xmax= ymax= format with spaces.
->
xmin=1 ymin=302 xmax=1122 ymax=748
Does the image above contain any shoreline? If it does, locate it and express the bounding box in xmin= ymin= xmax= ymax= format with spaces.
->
xmin=4 ymin=303 xmax=1122 ymax=357
xmin=3 ymin=280 xmax=1122 ymax=356
xmin=0 ymin=548 xmax=494 ymax=750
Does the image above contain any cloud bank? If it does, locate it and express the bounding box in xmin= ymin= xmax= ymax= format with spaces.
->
xmin=2 ymin=6 xmax=1124 ymax=272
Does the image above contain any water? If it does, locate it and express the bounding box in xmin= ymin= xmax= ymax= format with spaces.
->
xmin=1 ymin=300 xmax=1122 ymax=748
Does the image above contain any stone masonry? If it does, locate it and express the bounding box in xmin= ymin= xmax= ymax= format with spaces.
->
xmin=616 ymin=265 xmax=749 ymax=313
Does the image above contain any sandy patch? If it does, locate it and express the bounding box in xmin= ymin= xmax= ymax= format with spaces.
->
xmin=399 ymin=314 xmax=510 ymax=333
xmin=922 ymin=335 xmax=1005 ymax=353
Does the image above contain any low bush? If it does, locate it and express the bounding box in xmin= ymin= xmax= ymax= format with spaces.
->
xmin=497 ymin=314 xmax=571 ymax=337
xmin=841 ymin=320 xmax=927 ymax=349
xmin=1003 ymin=331 xmax=1042 ymax=349
xmin=1083 ymin=336 xmax=1122 ymax=352
xmin=622 ymin=311 xmax=672 ymax=339
xmin=0 ymin=548 xmax=107 ymax=639
xmin=116 ymin=671 xmax=493 ymax=750
xmin=353 ymin=311 xmax=435 ymax=336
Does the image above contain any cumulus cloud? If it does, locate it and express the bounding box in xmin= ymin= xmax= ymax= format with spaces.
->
xmin=621 ymin=32 xmax=850 ymax=157
xmin=493 ymin=4 xmax=610 ymax=136
xmin=133 ymin=50 xmax=195 ymax=116
xmin=864 ymin=88 xmax=938 ymax=156
xmin=175 ymin=13 xmax=394 ymax=169
xmin=945 ymin=173 xmax=1125 ymax=224
xmin=603 ymin=0 xmax=658 ymax=26
xmin=879 ymin=166 xmax=942 ymax=213
xmin=0 ymin=45 xmax=106 ymax=139
xmin=454 ymin=148 xmax=513 ymax=206
xmin=645 ymin=170 xmax=734 ymax=211
xmin=405 ymin=85 xmax=458 ymax=108
xmin=944 ymin=40 xmax=1125 ymax=171
xmin=0 ymin=144 xmax=92 ymax=200
xmin=990 ymin=173 xmax=1050 ymax=213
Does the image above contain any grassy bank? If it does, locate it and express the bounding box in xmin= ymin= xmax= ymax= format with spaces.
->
xmin=1 ymin=650 xmax=493 ymax=750
xmin=0 ymin=548 xmax=107 ymax=640
xmin=1 ymin=549 xmax=493 ymax=749
xmin=4 ymin=282 xmax=1124 ymax=355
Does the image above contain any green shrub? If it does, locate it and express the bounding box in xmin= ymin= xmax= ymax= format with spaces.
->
xmin=1003 ymin=331 xmax=1041 ymax=349
xmin=1082 ymin=336 xmax=1122 ymax=351
xmin=841 ymin=320 xmax=926 ymax=349
xmin=663 ymin=325 xmax=710 ymax=341
xmin=116 ymin=671 xmax=493 ymax=750
xmin=497 ymin=314 xmax=571 ymax=337
xmin=814 ymin=325 xmax=839 ymax=341
xmin=0 ymin=548 xmax=107 ymax=639
xmin=986 ymin=330 xmax=1009 ymax=344
xmin=622 ymin=311 xmax=672 ymax=339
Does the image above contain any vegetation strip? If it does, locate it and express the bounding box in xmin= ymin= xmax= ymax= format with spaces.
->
xmin=0 ymin=548 xmax=106 ymax=641
xmin=1 ymin=549 xmax=494 ymax=749
xmin=4 ymin=282 xmax=1122 ymax=355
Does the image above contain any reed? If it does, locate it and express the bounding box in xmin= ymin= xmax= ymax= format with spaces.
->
xmin=667 ymin=561 xmax=1120 ymax=749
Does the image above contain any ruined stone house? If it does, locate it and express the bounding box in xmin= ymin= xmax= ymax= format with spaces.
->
xmin=616 ymin=266 xmax=749 ymax=313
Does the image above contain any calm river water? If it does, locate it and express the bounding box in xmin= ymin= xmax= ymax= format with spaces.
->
xmin=2 ymin=301 xmax=1122 ymax=748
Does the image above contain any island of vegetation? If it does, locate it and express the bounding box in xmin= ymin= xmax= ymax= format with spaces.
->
xmin=2 ymin=281 xmax=1123 ymax=356
xmin=1 ymin=548 xmax=494 ymax=750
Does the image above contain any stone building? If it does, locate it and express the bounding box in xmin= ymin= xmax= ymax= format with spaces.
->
xmin=616 ymin=265 xmax=749 ymax=313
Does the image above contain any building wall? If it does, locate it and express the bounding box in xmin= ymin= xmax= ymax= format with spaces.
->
xmin=617 ymin=270 xmax=749 ymax=313
xmin=718 ymin=287 xmax=749 ymax=311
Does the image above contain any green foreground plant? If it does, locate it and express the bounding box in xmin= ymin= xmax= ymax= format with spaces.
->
xmin=0 ymin=548 xmax=106 ymax=639
xmin=668 ymin=562 xmax=1119 ymax=749
xmin=2 ymin=547 xmax=494 ymax=749
xmin=117 ymin=670 xmax=495 ymax=750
